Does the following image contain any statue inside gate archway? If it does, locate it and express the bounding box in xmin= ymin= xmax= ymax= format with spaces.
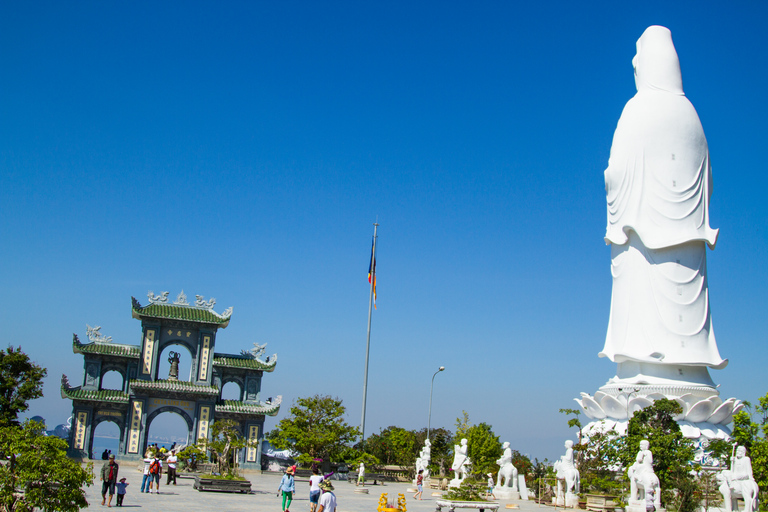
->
xmin=168 ymin=351 xmax=180 ymax=381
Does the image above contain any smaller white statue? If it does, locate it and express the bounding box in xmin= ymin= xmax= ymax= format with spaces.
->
xmin=628 ymin=440 xmax=661 ymax=511
xmin=553 ymin=440 xmax=580 ymax=507
xmin=496 ymin=442 xmax=519 ymax=490
xmin=414 ymin=439 xmax=432 ymax=483
xmin=495 ymin=441 xmax=521 ymax=500
xmin=719 ymin=446 xmax=759 ymax=512
xmin=450 ymin=438 xmax=471 ymax=487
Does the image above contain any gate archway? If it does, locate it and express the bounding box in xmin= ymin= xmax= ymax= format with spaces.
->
xmin=89 ymin=417 xmax=124 ymax=460
xmin=145 ymin=407 xmax=194 ymax=454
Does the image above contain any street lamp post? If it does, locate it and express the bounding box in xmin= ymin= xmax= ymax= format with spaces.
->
xmin=427 ymin=366 xmax=445 ymax=440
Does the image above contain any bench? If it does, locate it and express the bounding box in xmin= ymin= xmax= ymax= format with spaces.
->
xmin=347 ymin=474 xmax=392 ymax=485
xmin=586 ymin=494 xmax=619 ymax=512
xmin=435 ymin=498 xmax=500 ymax=512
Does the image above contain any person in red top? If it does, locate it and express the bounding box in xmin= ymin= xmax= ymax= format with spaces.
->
xmin=414 ymin=469 xmax=424 ymax=500
xmin=100 ymin=454 xmax=119 ymax=507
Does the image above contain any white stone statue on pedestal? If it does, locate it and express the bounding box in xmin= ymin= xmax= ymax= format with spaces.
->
xmin=553 ymin=440 xmax=580 ymax=508
xmin=718 ymin=446 xmax=759 ymax=512
xmin=414 ymin=438 xmax=431 ymax=484
xmin=574 ymin=25 xmax=743 ymax=443
xmin=627 ymin=440 xmax=660 ymax=512
xmin=450 ymin=438 xmax=471 ymax=488
xmin=494 ymin=441 xmax=521 ymax=499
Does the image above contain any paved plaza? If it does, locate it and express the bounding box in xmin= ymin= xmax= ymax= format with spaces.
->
xmin=84 ymin=463 xmax=552 ymax=512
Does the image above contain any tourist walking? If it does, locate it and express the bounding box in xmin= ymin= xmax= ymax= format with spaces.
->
xmin=141 ymin=451 xmax=153 ymax=493
xmin=317 ymin=480 xmax=337 ymax=512
xmin=414 ymin=469 xmax=424 ymax=500
xmin=116 ymin=477 xmax=129 ymax=507
xmin=309 ymin=467 xmax=324 ymax=512
xmin=487 ymin=472 xmax=496 ymax=499
xmin=149 ymin=454 xmax=162 ymax=494
xmin=277 ymin=466 xmax=296 ymax=512
xmin=100 ymin=453 xmax=119 ymax=507
xmin=166 ymin=450 xmax=178 ymax=485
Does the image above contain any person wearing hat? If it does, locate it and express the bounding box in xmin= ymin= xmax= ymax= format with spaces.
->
xmin=317 ymin=479 xmax=336 ymax=512
xmin=487 ymin=472 xmax=496 ymax=499
xmin=277 ymin=466 xmax=296 ymax=512
xmin=100 ymin=453 xmax=119 ymax=507
xmin=116 ymin=477 xmax=129 ymax=507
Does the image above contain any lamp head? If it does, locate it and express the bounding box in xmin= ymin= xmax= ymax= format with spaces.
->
xmin=439 ymin=366 xmax=445 ymax=371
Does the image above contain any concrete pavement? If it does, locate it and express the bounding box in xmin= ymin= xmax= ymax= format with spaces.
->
xmin=84 ymin=463 xmax=558 ymax=512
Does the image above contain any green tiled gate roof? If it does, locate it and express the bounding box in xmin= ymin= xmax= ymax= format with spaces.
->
xmin=131 ymin=297 xmax=231 ymax=326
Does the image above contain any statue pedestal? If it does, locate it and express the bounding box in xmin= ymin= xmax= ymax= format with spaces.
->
xmin=555 ymin=493 xmax=579 ymax=508
xmin=494 ymin=488 xmax=520 ymax=500
xmin=628 ymin=498 xmax=664 ymax=512
xmin=627 ymin=498 xmax=646 ymax=512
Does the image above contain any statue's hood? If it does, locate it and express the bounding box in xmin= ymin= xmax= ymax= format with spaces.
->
xmin=633 ymin=26 xmax=684 ymax=95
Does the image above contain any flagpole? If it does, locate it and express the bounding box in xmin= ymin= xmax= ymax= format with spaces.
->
xmin=361 ymin=222 xmax=378 ymax=447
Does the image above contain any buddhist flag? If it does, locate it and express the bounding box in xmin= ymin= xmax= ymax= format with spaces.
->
xmin=368 ymin=238 xmax=377 ymax=309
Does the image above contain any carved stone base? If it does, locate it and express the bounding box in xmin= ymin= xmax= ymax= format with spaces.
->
xmin=626 ymin=498 xmax=647 ymax=512
xmin=494 ymin=488 xmax=520 ymax=500
xmin=627 ymin=498 xmax=664 ymax=512
xmin=554 ymin=493 xmax=579 ymax=508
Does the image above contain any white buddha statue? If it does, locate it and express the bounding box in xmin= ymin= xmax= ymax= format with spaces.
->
xmin=575 ymin=25 xmax=742 ymax=444
xmin=601 ymin=25 xmax=725 ymax=394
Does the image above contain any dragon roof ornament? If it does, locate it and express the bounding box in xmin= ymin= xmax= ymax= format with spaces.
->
xmin=86 ymin=324 xmax=112 ymax=343
xmin=239 ymin=343 xmax=277 ymax=365
xmin=147 ymin=290 xmax=230 ymax=316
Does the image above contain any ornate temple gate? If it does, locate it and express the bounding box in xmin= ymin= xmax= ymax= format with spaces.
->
xmin=62 ymin=291 xmax=282 ymax=469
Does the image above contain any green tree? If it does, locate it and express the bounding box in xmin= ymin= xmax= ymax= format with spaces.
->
xmin=511 ymin=450 xmax=533 ymax=482
xmin=0 ymin=346 xmax=47 ymax=426
xmin=0 ymin=420 xmax=94 ymax=512
xmin=452 ymin=413 xmax=502 ymax=476
xmin=363 ymin=426 xmax=417 ymax=466
xmin=266 ymin=395 xmax=360 ymax=465
xmin=578 ymin=428 xmax=624 ymax=495
xmin=202 ymin=419 xmax=252 ymax=477
xmin=454 ymin=411 xmax=471 ymax=442
xmin=176 ymin=444 xmax=207 ymax=472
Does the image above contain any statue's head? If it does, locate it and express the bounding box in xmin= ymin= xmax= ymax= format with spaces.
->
xmin=737 ymin=446 xmax=747 ymax=458
xmin=503 ymin=441 xmax=510 ymax=449
xmin=461 ymin=438 xmax=467 ymax=446
xmin=565 ymin=440 xmax=573 ymax=449
xmin=640 ymin=440 xmax=650 ymax=450
xmin=632 ymin=26 xmax=683 ymax=95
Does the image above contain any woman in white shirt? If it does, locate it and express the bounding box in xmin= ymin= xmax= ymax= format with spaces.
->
xmin=308 ymin=467 xmax=324 ymax=512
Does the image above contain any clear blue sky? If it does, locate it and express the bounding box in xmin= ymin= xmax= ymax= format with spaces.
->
xmin=2 ymin=1 xmax=767 ymax=461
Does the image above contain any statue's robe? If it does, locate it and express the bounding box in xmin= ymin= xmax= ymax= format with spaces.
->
xmin=601 ymin=26 xmax=726 ymax=379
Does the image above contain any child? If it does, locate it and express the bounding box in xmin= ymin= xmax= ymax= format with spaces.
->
xmin=116 ymin=477 xmax=129 ymax=507
xmin=487 ymin=473 xmax=496 ymax=499
xmin=414 ymin=469 xmax=424 ymax=500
